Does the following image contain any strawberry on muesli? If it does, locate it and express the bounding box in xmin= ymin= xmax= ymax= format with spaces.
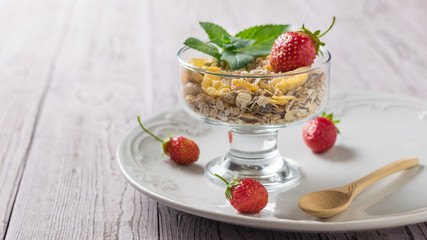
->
xmin=270 ymin=17 xmax=335 ymax=72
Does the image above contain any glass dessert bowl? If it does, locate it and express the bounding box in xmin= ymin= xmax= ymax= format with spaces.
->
xmin=177 ymin=45 xmax=331 ymax=190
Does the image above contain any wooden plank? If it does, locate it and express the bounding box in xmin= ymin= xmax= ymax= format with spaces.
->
xmin=0 ymin=0 xmax=74 ymax=238
xmin=4 ymin=0 xmax=160 ymax=239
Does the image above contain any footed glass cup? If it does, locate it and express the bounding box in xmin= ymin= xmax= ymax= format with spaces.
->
xmin=177 ymin=46 xmax=330 ymax=190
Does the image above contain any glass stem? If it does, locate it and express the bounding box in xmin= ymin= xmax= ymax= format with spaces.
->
xmin=227 ymin=128 xmax=281 ymax=166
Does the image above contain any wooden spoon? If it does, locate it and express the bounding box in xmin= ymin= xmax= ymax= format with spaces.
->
xmin=298 ymin=157 xmax=419 ymax=218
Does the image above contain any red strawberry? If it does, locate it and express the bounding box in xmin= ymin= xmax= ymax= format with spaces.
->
xmin=137 ymin=116 xmax=200 ymax=164
xmin=215 ymin=174 xmax=268 ymax=213
xmin=162 ymin=136 xmax=200 ymax=164
xmin=302 ymin=112 xmax=340 ymax=153
xmin=270 ymin=17 xmax=335 ymax=72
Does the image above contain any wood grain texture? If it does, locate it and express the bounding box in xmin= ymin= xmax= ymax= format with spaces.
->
xmin=0 ymin=0 xmax=75 ymax=237
xmin=4 ymin=0 xmax=160 ymax=239
xmin=0 ymin=0 xmax=426 ymax=239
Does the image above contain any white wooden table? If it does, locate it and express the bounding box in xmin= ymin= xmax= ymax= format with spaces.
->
xmin=1 ymin=0 xmax=427 ymax=239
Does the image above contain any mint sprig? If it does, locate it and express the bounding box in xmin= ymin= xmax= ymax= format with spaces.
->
xmin=184 ymin=22 xmax=290 ymax=71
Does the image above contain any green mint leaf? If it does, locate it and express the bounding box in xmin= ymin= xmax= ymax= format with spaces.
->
xmin=235 ymin=24 xmax=290 ymax=41
xmin=236 ymin=42 xmax=274 ymax=57
xmin=199 ymin=22 xmax=231 ymax=43
xmin=235 ymin=24 xmax=290 ymax=57
xmin=210 ymin=38 xmax=224 ymax=47
xmin=210 ymin=36 xmax=256 ymax=51
xmin=183 ymin=37 xmax=221 ymax=60
xmin=221 ymin=36 xmax=256 ymax=50
xmin=220 ymin=50 xmax=254 ymax=71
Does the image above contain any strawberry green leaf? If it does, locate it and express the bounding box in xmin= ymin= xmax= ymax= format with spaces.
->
xmin=220 ymin=50 xmax=254 ymax=71
xmin=226 ymin=179 xmax=241 ymax=199
xmin=228 ymin=179 xmax=241 ymax=188
xmin=215 ymin=174 xmax=235 ymax=200
xmin=225 ymin=188 xmax=233 ymax=200
xmin=199 ymin=22 xmax=231 ymax=43
xmin=184 ymin=37 xmax=221 ymax=60
xmin=321 ymin=112 xmax=341 ymax=134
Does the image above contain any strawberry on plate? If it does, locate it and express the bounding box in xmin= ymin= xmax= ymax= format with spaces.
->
xmin=215 ymin=174 xmax=268 ymax=213
xmin=137 ymin=116 xmax=200 ymax=164
xmin=270 ymin=17 xmax=335 ymax=72
xmin=302 ymin=112 xmax=340 ymax=153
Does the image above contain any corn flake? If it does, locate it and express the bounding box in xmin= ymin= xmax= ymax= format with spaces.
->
xmin=232 ymin=79 xmax=259 ymax=92
xmin=273 ymin=73 xmax=308 ymax=93
xmin=259 ymin=80 xmax=273 ymax=92
xmin=264 ymin=65 xmax=273 ymax=72
xmin=201 ymin=74 xmax=230 ymax=96
xmin=203 ymin=66 xmax=221 ymax=72
xmin=269 ymin=95 xmax=295 ymax=105
xmin=189 ymin=58 xmax=207 ymax=68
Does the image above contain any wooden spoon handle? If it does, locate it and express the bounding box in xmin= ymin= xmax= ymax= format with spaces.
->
xmin=350 ymin=157 xmax=419 ymax=197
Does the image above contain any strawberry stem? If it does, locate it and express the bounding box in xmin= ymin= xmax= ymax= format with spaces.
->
xmin=318 ymin=16 xmax=335 ymax=38
xmin=214 ymin=174 xmax=229 ymax=185
xmin=214 ymin=174 xmax=241 ymax=200
xmin=137 ymin=116 xmax=164 ymax=143
xmin=299 ymin=17 xmax=336 ymax=56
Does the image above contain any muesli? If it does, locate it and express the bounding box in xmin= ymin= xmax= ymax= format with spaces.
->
xmin=181 ymin=57 xmax=326 ymax=125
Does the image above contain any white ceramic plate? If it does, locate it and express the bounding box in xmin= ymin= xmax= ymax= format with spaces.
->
xmin=117 ymin=90 xmax=427 ymax=232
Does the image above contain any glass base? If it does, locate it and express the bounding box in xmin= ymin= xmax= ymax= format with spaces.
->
xmin=205 ymin=154 xmax=302 ymax=191
xmin=205 ymin=128 xmax=303 ymax=191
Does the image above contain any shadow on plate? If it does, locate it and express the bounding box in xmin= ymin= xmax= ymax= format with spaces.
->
xmin=316 ymin=145 xmax=357 ymax=162
xmin=166 ymin=160 xmax=205 ymax=175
